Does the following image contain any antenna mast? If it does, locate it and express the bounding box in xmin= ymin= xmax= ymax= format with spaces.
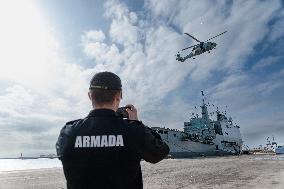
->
xmin=201 ymin=91 xmax=205 ymax=105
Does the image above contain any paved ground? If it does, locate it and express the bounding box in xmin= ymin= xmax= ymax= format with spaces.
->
xmin=0 ymin=155 xmax=283 ymax=189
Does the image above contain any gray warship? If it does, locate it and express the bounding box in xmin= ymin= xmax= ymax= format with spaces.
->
xmin=152 ymin=92 xmax=243 ymax=158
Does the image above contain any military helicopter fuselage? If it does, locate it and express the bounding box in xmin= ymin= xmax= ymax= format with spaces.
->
xmin=192 ymin=42 xmax=217 ymax=55
xmin=176 ymin=31 xmax=226 ymax=62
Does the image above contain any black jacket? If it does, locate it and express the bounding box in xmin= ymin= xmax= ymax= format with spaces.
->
xmin=56 ymin=109 xmax=169 ymax=189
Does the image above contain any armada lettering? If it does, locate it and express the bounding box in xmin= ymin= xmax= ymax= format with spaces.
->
xmin=75 ymin=135 xmax=124 ymax=148
xmin=83 ymin=136 xmax=90 ymax=147
xmin=91 ymin=136 xmax=100 ymax=147
xmin=101 ymin=135 xmax=108 ymax=147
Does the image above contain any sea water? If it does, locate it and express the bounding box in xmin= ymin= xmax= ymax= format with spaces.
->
xmin=0 ymin=158 xmax=62 ymax=173
xmin=253 ymin=154 xmax=284 ymax=161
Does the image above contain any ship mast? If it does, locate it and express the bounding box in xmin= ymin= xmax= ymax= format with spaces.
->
xmin=201 ymin=91 xmax=209 ymax=120
xmin=201 ymin=91 xmax=205 ymax=105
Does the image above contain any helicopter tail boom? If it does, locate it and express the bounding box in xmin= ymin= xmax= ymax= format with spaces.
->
xmin=205 ymin=31 xmax=227 ymax=42
xmin=182 ymin=45 xmax=196 ymax=51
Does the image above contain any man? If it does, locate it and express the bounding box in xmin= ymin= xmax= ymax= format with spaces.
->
xmin=56 ymin=71 xmax=169 ymax=189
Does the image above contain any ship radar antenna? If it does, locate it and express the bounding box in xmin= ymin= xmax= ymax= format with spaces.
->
xmin=225 ymin=105 xmax=228 ymax=115
xmin=216 ymin=106 xmax=220 ymax=114
xmin=201 ymin=91 xmax=205 ymax=105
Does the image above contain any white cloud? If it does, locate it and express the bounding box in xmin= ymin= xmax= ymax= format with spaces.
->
xmin=268 ymin=9 xmax=284 ymax=42
xmin=0 ymin=86 xmax=33 ymax=118
xmin=0 ymin=1 xmax=95 ymax=156
xmin=104 ymin=0 xmax=141 ymax=46
xmin=82 ymin=0 xmax=282 ymax=104
xmin=252 ymin=56 xmax=282 ymax=70
xmin=81 ymin=0 xmax=284 ymax=147
xmin=82 ymin=30 xmax=106 ymax=42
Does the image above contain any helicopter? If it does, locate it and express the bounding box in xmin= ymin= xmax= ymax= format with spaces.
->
xmin=176 ymin=31 xmax=227 ymax=62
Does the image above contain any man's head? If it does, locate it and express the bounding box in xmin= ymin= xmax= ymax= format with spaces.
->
xmin=88 ymin=72 xmax=122 ymax=111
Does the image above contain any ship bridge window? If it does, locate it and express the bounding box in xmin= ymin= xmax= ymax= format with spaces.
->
xmin=158 ymin=130 xmax=163 ymax=134
xmin=173 ymin=134 xmax=176 ymax=137
xmin=164 ymin=131 xmax=168 ymax=134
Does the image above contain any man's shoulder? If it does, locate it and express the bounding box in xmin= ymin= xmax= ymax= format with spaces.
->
xmin=61 ymin=119 xmax=84 ymax=135
xmin=56 ymin=119 xmax=84 ymax=159
xmin=65 ymin=119 xmax=83 ymax=126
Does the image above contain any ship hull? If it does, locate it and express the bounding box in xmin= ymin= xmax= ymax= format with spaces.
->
xmin=167 ymin=140 xmax=240 ymax=158
xmin=170 ymin=150 xmax=236 ymax=158
xmin=276 ymin=147 xmax=284 ymax=154
xmin=157 ymin=128 xmax=243 ymax=158
xmin=163 ymin=137 xmax=241 ymax=158
xmin=152 ymin=93 xmax=243 ymax=158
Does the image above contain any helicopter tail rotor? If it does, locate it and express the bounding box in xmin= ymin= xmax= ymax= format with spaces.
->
xmin=205 ymin=31 xmax=227 ymax=42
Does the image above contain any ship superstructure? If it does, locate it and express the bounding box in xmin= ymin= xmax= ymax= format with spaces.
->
xmin=152 ymin=92 xmax=243 ymax=158
xmin=276 ymin=146 xmax=284 ymax=154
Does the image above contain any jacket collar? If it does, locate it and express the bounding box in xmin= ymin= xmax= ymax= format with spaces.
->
xmin=88 ymin=108 xmax=116 ymax=117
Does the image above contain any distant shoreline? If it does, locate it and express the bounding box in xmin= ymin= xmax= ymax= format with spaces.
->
xmin=0 ymin=157 xmax=58 ymax=160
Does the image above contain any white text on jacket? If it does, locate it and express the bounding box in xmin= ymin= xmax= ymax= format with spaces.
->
xmin=74 ymin=135 xmax=124 ymax=148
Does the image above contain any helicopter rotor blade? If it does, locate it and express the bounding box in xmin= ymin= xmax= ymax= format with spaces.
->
xmin=182 ymin=45 xmax=196 ymax=51
xmin=184 ymin=33 xmax=201 ymax=42
xmin=205 ymin=31 xmax=227 ymax=42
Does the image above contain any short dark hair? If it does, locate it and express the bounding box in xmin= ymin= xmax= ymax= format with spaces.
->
xmin=89 ymin=89 xmax=121 ymax=105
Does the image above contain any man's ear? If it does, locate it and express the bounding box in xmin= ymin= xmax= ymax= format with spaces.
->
xmin=115 ymin=91 xmax=121 ymax=101
xmin=88 ymin=91 xmax=92 ymax=101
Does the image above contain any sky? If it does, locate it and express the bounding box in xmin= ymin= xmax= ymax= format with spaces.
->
xmin=0 ymin=0 xmax=283 ymax=157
